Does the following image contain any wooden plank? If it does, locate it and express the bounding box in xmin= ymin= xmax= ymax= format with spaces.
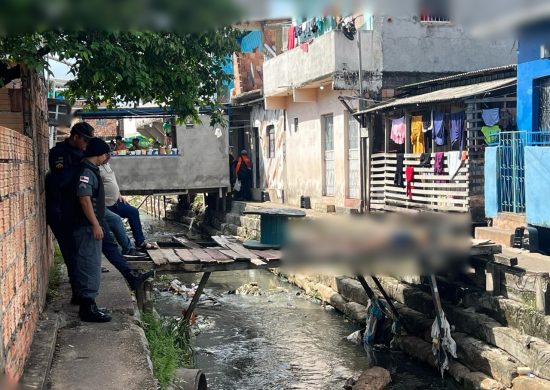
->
xmin=147 ymin=249 xmax=169 ymax=265
xmin=160 ymin=248 xmax=182 ymax=264
xmin=250 ymin=249 xmax=282 ymax=261
xmin=189 ymin=249 xmax=217 ymax=263
xmin=174 ymin=249 xmax=200 ymax=263
xmin=211 ymin=235 xmax=231 ymax=249
xmin=204 ymin=248 xmax=234 ymax=264
xmin=227 ymin=242 xmax=260 ymax=261
xmin=251 ymin=258 xmax=267 ymax=266
xmin=219 ymin=249 xmax=249 ymax=261
xmin=172 ymin=236 xmax=202 ymax=249
xmin=128 ymin=259 xmax=283 ymax=273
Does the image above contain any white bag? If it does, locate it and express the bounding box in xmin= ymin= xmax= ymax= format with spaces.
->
xmin=234 ymin=179 xmax=241 ymax=192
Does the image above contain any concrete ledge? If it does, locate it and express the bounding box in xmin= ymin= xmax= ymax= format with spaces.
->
xmin=20 ymin=315 xmax=60 ymax=390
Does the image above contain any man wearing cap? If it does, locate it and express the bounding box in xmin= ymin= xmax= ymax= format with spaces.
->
xmin=235 ymin=149 xmax=253 ymax=201
xmin=46 ymin=122 xmax=94 ymax=300
xmin=73 ymin=138 xmax=112 ymax=322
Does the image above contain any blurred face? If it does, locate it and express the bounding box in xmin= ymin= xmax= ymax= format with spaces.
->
xmin=133 ymin=140 xmax=139 ymax=146
xmin=74 ymin=134 xmax=90 ymax=151
xmin=98 ymin=153 xmax=110 ymax=165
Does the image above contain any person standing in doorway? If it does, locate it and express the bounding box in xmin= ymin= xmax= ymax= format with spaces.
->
xmin=235 ymin=150 xmax=253 ymax=201
xmin=115 ymin=135 xmax=127 ymax=151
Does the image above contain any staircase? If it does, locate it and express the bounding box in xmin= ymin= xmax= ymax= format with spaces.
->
xmin=475 ymin=213 xmax=527 ymax=247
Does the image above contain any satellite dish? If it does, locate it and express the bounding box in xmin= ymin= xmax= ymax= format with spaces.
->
xmin=47 ymin=99 xmax=72 ymax=127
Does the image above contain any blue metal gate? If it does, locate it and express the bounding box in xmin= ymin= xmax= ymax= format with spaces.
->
xmin=497 ymin=131 xmax=526 ymax=213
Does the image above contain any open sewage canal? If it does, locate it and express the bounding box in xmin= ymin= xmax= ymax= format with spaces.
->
xmin=143 ymin=214 xmax=459 ymax=390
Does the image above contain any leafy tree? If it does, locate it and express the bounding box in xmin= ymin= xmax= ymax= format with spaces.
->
xmin=0 ymin=0 xmax=242 ymax=124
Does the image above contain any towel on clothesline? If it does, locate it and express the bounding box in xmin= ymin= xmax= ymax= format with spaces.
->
xmin=447 ymin=151 xmax=462 ymax=180
xmin=433 ymin=112 xmax=445 ymax=146
xmin=482 ymin=108 xmax=500 ymax=127
xmin=391 ymin=117 xmax=406 ymax=145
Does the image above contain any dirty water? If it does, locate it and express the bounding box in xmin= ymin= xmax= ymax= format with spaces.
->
xmin=142 ymin=214 xmax=459 ymax=390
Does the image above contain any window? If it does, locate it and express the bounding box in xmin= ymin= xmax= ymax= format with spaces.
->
xmin=95 ymin=118 xmax=107 ymax=126
xmin=294 ymin=117 xmax=299 ymax=132
xmin=322 ymin=114 xmax=335 ymax=196
xmin=267 ymin=125 xmax=275 ymax=158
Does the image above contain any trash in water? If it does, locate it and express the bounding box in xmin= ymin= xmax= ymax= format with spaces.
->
xmin=169 ymin=279 xmax=198 ymax=298
xmin=346 ymin=330 xmax=363 ymax=346
xmin=236 ymin=282 xmax=263 ymax=296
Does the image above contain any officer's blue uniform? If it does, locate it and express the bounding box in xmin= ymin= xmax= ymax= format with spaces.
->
xmin=73 ymin=161 xmax=105 ymax=300
xmin=46 ymin=140 xmax=83 ymax=293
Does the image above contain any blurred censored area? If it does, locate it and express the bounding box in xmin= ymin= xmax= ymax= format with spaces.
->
xmin=283 ymin=213 xmax=471 ymax=277
xmin=0 ymin=0 xmax=548 ymax=34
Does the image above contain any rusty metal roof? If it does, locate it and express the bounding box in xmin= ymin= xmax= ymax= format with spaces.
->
xmin=356 ymin=77 xmax=516 ymax=115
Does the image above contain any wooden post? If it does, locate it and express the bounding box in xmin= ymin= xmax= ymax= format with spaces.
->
xmin=535 ymin=275 xmax=550 ymax=315
xmin=136 ymin=279 xmax=154 ymax=313
xmin=485 ymin=263 xmax=501 ymax=296
xmin=405 ymin=110 xmax=411 ymax=154
xmin=384 ymin=115 xmax=389 ymax=154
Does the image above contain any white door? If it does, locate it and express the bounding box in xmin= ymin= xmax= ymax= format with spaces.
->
xmin=347 ymin=115 xmax=361 ymax=199
xmin=323 ymin=115 xmax=335 ymax=196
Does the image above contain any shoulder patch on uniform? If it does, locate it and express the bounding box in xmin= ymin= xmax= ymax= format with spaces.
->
xmin=55 ymin=163 xmax=64 ymax=169
xmin=79 ymin=176 xmax=90 ymax=183
xmin=78 ymin=182 xmax=88 ymax=189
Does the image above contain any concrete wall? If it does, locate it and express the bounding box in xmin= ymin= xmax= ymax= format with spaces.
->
xmin=284 ymin=89 xmax=356 ymax=209
xmin=250 ymin=105 xmax=285 ymax=200
xmin=263 ymin=30 xmax=381 ymax=96
xmin=0 ymin=72 xmax=52 ymax=382
xmin=525 ymin=147 xmax=550 ymax=228
xmin=380 ymin=16 xmax=516 ymax=74
xmin=110 ymin=115 xmax=229 ymax=193
xmin=484 ymin=147 xmax=499 ymax=218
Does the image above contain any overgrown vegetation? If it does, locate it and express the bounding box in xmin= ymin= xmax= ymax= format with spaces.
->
xmin=141 ymin=312 xmax=194 ymax=389
xmin=46 ymin=244 xmax=64 ymax=302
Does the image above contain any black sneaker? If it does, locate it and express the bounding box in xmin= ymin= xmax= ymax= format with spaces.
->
xmin=123 ymin=249 xmax=148 ymax=259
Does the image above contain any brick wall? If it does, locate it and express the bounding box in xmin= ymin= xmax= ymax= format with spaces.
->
xmin=84 ymin=118 xmax=119 ymax=139
xmin=232 ymin=50 xmax=264 ymax=96
xmin=0 ymin=70 xmax=52 ymax=382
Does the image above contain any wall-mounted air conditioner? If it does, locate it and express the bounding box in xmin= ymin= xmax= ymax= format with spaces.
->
xmin=541 ymin=44 xmax=550 ymax=59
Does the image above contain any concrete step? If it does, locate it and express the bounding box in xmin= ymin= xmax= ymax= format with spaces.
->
xmin=493 ymin=212 xmax=527 ymax=230
xmin=475 ymin=226 xmax=514 ymax=247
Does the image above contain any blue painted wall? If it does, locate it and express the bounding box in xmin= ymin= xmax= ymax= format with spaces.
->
xmin=525 ymin=147 xmax=550 ymax=227
xmin=517 ymin=24 xmax=550 ymax=132
xmin=484 ymin=147 xmax=499 ymax=218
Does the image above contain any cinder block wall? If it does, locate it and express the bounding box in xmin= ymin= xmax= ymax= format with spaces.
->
xmin=0 ymin=71 xmax=52 ymax=381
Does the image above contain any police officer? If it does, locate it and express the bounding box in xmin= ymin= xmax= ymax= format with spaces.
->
xmin=46 ymin=123 xmax=153 ymax=306
xmin=46 ymin=122 xmax=94 ymax=302
xmin=73 ymin=138 xmax=112 ymax=322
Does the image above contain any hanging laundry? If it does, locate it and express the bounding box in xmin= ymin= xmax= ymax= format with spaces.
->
xmin=447 ymin=150 xmax=462 ymax=180
xmin=391 ymin=117 xmax=406 ymax=145
xmin=287 ymin=25 xmax=296 ymax=50
xmin=434 ymin=152 xmax=445 ymax=183
xmin=422 ymin=111 xmax=433 ymax=132
xmin=424 ymin=130 xmax=433 ymax=152
xmin=394 ymin=153 xmax=405 ymax=187
xmin=450 ymin=111 xmax=465 ymax=149
xmin=481 ymin=125 xmax=501 ymax=144
xmin=420 ymin=153 xmax=432 ymax=168
xmin=299 ymin=43 xmax=309 ymax=53
xmin=433 ymin=112 xmax=445 ymax=146
xmin=406 ymin=166 xmax=415 ymax=200
xmin=482 ymin=108 xmax=500 ymax=127
xmin=411 ymin=115 xmax=425 ymax=153
xmin=461 ymin=151 xmax=468 ymax=161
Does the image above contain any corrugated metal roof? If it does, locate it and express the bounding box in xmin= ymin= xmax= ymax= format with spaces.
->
xmin=356 ymin=77 xmax=516 ymax=115
xmin=398 ymin=64 xmax=517 ymax=90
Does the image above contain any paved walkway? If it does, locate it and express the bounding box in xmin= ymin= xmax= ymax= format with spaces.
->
xmin=47 ymin=260 xmax=156 ymax=390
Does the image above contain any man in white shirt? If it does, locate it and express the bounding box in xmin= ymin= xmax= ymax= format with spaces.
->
xmin=100 ymin=162 xmax=158 ymax=252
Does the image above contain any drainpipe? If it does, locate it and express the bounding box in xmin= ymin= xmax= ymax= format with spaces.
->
xmin=357 ymin=28 xmax=367 ymax=214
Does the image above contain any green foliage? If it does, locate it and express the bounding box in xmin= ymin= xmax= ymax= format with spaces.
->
xmin=47 ymin=244 xmax=65 ymax=302
xmin=0 ymin=29 xmax=239 ymax=125
xmin=141 ymin=312 xmax=194 ymax=389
